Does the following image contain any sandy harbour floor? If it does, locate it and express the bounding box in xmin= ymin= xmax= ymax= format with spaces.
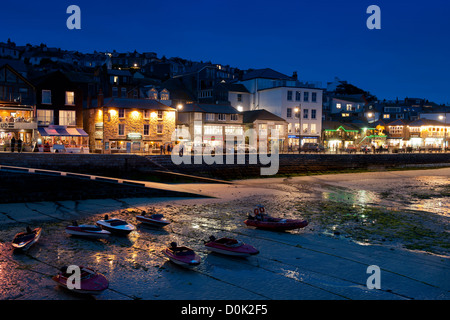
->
xmin=0 ymin=168 xmax=449 ymax=300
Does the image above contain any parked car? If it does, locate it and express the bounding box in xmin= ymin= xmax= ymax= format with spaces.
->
xmin=344 ymin=145 xmax=357 ymax=153
xmin=300 ymin=143 xmax=325 ymax=153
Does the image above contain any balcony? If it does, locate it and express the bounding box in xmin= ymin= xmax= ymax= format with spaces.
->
xmin=0 ymin=118 xmax=37 ymax=130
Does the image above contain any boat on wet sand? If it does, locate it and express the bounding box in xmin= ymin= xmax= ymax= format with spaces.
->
xmin=52 ymin=266 xmax=109 ymax=295
xmin=162 ymin=242 xmax=201 ymax=267
xmin=96 ymin=215 xmax=135 ymax=236
xmin=244 ymin=206 xmax=308 ymax=231
xmin=65 ymin=221 xmax=111 ymax=239
xmin=136 ymin=212 xmax=171 ymax=227
xmin=204 ymin=236 xmax=259 ymax=257
xmin=12 ymin=227 xmax=42 ymax=251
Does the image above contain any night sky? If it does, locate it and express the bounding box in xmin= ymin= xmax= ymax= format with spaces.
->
xmin=1 ymin=0 xmax=449 ymax=104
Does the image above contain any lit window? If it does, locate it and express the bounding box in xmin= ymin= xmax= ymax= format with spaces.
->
xmin=383 ymin=114 xmax=390 ymax=119
xmin=160 ymin=89 xmax=169 ymax=100
xmin=206 ymin=113 xmax=215 ymax=121
xmin=37 ymin=109 xmax=53 ymax=125
xmin=59 ymin=110 xmax=76 ymax=126
xmin=194 ymin=113 xmax=202 ymax=120
xmin=65 ymin=91 xmax=75 ymax=105
xmin=336 ymin=103 xmax=341 ymax=109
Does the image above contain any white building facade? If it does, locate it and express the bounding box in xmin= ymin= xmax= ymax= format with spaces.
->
xmin=237 ymin=69 xmax=322 ymax=148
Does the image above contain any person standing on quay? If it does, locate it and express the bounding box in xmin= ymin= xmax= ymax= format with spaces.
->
xmin=11 ymin=136 xmax=15 ymax=152
xmin=17 ymin=137 xmax=22 ymax=153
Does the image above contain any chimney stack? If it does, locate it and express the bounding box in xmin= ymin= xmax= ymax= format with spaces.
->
xmin=97 ymin=88 xmax=104 ymax=107
xmin=292 ymin=71 xmax=298 ymax=80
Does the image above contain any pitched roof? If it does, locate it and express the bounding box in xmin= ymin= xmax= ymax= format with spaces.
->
xmin=241 ymin=68 xmax=293 ymax=81
xmin=322 ymin=121 xmax=359 ymax=131
xmin=218 ymin=82 xmax=249 ymax=93
xmin=386 ymin=119 xmax=408 ymax=126
xmin=179 ymin=103 xmax=238 ymax=114
xmin=408 ymin=119 xmax=450 ymax=127
xmin=89 ymin=98 xmax=175 ymax=111
xmin=242 ymin=109 xmax=287 ymax=123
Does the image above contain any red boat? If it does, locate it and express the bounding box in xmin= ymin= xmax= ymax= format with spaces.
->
xmin=244 ymin=206 xmax=308 ymax=231
xmin=52 ymin=266 xmax=109 ymax=295
xmin=136 ymin=213 xmax=171 ymax=227
xmin=162 ymin=242 xmax=201 ymax=267
xmin=204 ymin=236 xmax=259 ymax=257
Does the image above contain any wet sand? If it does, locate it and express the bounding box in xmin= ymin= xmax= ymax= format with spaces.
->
xmin=0 ymin=168 xmax=449 ymax=300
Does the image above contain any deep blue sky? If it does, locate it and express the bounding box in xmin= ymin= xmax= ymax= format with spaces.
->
xmin=1 ymin=0 xmax=450 ymax=104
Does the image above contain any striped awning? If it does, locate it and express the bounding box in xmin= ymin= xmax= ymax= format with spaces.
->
xmin=38 ymin=127 xmax=88 ymax=137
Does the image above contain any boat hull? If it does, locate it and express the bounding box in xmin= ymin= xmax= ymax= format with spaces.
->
xmin=205 ymin=238 xmax=259 ymax=257
xmin=12 ymin=228 xmax=42 ymax=251
xmin=205 ymin=245 xmax=259 ymax=257
xmin=65 ymin=226 xmax=111 ymax=239
xmin=162 ymin=248 xmax=201 ymax=267
xmin=52 ymin=267 xmax=109 ymax=295
xmin=136 ymin=215 xmax=170 ymax=227
xmin=96 ymin=220 xmax=135 ymax=236
xmin=244 ymin=219 xmax=308 ymax=231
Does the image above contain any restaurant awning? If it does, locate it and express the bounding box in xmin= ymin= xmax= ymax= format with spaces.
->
xmin=38 ymin=127 xmax=88 ymax=137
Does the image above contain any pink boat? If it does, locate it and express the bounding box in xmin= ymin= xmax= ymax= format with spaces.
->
xmin=204 ymin=236 xmax=259 ymax=257
xmin=162 ymin=242 xmax=201 ymax=267
xmin=52 ymin=266 xmax=109 ymax=295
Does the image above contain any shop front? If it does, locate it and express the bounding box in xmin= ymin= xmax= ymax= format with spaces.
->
xmin=37 ymin=125 xmax=89 ymax=153
xmin=0 ymin=108 xmax=36 ymax=152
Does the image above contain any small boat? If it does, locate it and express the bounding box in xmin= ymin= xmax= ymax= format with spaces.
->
xmin=65 ymin=221 xmax=111 ymax=239
xmin=244 ymin=206 xmax=308 ymax=231
xmin=204 ymin=236 xmax=259 ymax=257
xmin=136 ymin=212 xmax=171 ymax=227
xmin=12 ymin=227 xmax=42 ymax=251
xmin=52 ymin=266 xmax=109 ymax=295
xmin=96 ymin=215 xmax=135 ymax=236
xmin=162 ymin=242 xmax=201 ymax=267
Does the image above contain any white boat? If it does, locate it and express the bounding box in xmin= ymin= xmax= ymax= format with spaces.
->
xmin=65 ymin=221 xmax=111 ymax=239
xmin=136 ymin=213 xmax=171 ymax=227
xmin=96 ymin=215 xmax=135 ymax=236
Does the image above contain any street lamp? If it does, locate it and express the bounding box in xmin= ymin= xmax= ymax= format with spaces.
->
xmin=440 ymin=114 xmax=447 ymax=151
xmin=294 ymin=105 xmax=301 ymax=153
